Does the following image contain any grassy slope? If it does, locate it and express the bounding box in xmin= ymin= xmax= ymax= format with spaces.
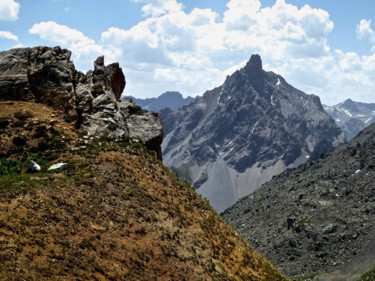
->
xmin=0 ymin=101 xmax=288 ymax=281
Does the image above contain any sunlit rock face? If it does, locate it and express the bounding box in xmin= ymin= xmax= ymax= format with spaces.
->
xmin=0 ymin=46 xmax=163 ymax=159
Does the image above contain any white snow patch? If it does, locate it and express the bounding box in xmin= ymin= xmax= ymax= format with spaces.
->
xmin=340 ymin=109 xmax=353 ymax=117
xmin=335 ymin=194 xmax=339 ymax=197
xmin=365 ymin=118 xmax=372 ymax=124
xmin=355 ymin=169 xmax=361 ymax=174
xmin=276 ymin=78 xmax=281 ymax=87
xmin=217 ymin=88 xmax=224 ymax=105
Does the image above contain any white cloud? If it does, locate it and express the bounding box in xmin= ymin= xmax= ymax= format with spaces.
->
xmin=29 ymin=21 xmax=115 ymax=71
xmin=0 ymin=30 xmax=18 ymax=41
xmin=26 ymin=1 xmax=375 ymax=105
xmin=29 ymin=21 xmax=89 ymax=45
xmin=357 ymin=19 xmax=375 ymax=43
xmin=0 ymin=0 xmax=20 ymax=21
xmin=132 ymin=0 xmax=183 ymax=17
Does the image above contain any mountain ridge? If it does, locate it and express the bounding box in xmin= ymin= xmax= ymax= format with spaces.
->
xmin=324 ymin=99 xmax=375 ymax=141
xmin=162 ymin=54 xmax=345 ymax=212
xmin=127 ymin=91 xmax=195 ymax=112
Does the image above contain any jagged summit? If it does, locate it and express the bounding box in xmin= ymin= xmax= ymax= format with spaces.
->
xmin=245 ymin=54 xmax=263 ymax=72
xmin=244 ymin=54 xmax=264 ymax=92
xmin=162 ymin=53 xmax=344 ymax=212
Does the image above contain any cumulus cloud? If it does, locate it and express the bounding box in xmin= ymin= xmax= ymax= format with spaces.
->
xmin=29 ymin=21 xmax=90 ymax=45
xmin=131 ymin=0 xmax=183 ymax=17
xmin=356 ymin=19 xmax=375 ymax=43
xmin=0 ymin=30 xmax=18 ymax=41
xmin=102 ymin=0 xmax=338 ymax=98
xmin=29 ymin=21 xmax=117 ymax=71
xmin=27 ymin=1 xmax=375 ymax=104
xmin=0 ymin=0 xmax=20 ymax=21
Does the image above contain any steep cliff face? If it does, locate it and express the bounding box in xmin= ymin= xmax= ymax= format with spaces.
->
xmin=324 ymin=99 xmax=375 ymax=141
xmin=223 ymin=122 xmax=375 ymax=279
xmin=0 ymin=46 xmax=163 ymax=159
xmin=162 ymin=54 xmax=345 ymax=212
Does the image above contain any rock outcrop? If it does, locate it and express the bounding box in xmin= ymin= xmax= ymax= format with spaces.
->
xmin=162 ymin=54 xmax=345 ymax=212
xmin=222 ymin=122 xmax=375 ymax=279
xmin=0 ymin=46 xmax=163 ymax=159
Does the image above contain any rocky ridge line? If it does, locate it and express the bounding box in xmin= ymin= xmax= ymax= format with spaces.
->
xmin=162 ymin=54 xmax=345 ymax=212
xmin=0 ymin=46 xmax=163 ymax=159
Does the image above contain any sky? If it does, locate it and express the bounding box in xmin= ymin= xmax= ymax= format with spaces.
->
xmin=1 ymin=0 xmax=375 ymax=105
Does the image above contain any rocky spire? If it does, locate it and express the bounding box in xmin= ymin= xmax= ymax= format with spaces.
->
xmin=244 ymin=54 xmax=264 ymax=92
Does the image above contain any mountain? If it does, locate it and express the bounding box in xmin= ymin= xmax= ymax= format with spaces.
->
xmin=324 ymin=99 xmax=375 ymax=141
xmin=162 ymin=54 xmax=345 ymax=212
xmin=0 ymin=46 xmax=289 ymax=280
xmin=127 ymin=91 xmax=195 ymax=112
xmin=222 ymin=122 xmax=375 ymax=280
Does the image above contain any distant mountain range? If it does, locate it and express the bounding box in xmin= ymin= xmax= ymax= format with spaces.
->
xmin=126 ymin=91 xmax=195 ymax=112
xmin=324 ymin=99 xmax=375 ymax=141
xmin=223 ymin=122 xmax=375 ymax=280
xmin=161 ymin=54 xmax=344 ymax=212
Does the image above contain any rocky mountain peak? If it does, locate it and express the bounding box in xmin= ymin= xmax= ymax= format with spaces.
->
xmin=246 ymin=54 xmax=263 ymax=72
xmin=0 ymin=46 xmax=163 ymax=159
xmin=244 ymin=54 xmax=264 ymax=92
xmin=162 ymin=54 xmax=344 ymax=212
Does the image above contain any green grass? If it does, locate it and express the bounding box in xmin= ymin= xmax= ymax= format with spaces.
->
xmin=360 ymin=266 xmax=375 ymax=281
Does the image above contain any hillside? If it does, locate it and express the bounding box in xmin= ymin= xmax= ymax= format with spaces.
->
xmin=162 ymin=54 xmax=344 ymax=212
xmin=0 ymin=100 xmax=290 ymax=281
xmin=222 ymin=121 xmax=375 ymax=280
xmin=0 ymin=46 xmax=289 ymax=280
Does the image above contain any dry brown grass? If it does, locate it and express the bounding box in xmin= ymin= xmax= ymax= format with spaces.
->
xmin=0 ymin=101 xmax=289 ymax=280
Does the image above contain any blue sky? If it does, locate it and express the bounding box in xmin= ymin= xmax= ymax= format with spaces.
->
xmin=1 ymin=0 xmax=375 ymax=105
